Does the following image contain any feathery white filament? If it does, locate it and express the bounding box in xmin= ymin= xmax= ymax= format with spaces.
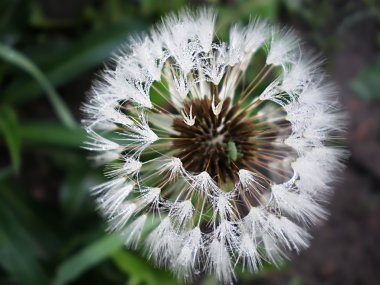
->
xmin=123 ymin=214 xmax=147 ymax=249
xmin=191 ymin=171 xmax=220 ymax=194
xmin=175 ymin=227 xmax=203 ymax=281
xmin=181 ymin=105 xmax=196 ymax=126
xmin=170 ymin=200 xmax=194 ymax=231
xmin=271 ymin=183 xmax=327 ymax=225
xmin=107 ymin=202 xmax=137 ymax=232
xmin=238 ymin=232 xmax=262 ymax=272
xmin=265 ymin=214 xmax=311 ymax=253
xmin=146 ymin=217 xmax=181 ymax=266
xmin=207 ymin=238 xmax=235 ymax=284
xmin=266 ymin=28 xmax=299 ymax=66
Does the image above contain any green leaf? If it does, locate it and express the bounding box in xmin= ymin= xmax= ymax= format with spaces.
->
xmin=112 ymin=251 xmax=157 ymax=285
xmin=0 ymin=106 xmax=21 ymax=172
xmin=54 ymin=234 xmax=124 ymax=285
xmin=0 ymin=43 xmax=76 ymax=128
xmin=19 ymin=121 xmax=86 ymax=148
xmin=351 ymin=58 xmax=380 ymax=101
xmin=112 ymin=251 xmax=182 ymax=285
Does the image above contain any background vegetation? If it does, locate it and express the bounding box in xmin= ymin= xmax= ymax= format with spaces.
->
xmin=0 ymin=0 xmax=379 ymax=284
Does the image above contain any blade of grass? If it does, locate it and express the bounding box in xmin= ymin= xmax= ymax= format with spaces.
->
xmin=112 ymin=251 xmax=182 ymax=285
xmin=19 ymin=121 xmax=85 ymax=148
xmin=112 ymin=251 xmax=157 ymax=285
xmin=0 ymin=107 xmax=21 ymax=172
xmin=53 ymin=234 xmax=124 ymax=285
xmin=0 ymin=43 xmax=76 ymax=129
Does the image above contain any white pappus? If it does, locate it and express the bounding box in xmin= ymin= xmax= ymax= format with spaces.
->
xmin=83 ymin=7 xmax=347 ymax=284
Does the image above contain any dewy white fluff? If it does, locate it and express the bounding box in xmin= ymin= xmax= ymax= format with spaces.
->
xmin=83 ymin=8 xmax=347 ymax=284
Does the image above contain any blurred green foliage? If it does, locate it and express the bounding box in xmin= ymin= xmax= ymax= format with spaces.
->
xmin=351 ymin=58 xmax=380 ymax=101
xmin=0 ymin=0 xmax=379 ymax=284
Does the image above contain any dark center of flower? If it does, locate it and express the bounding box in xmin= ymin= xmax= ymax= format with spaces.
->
xmin=172 ymin=97 xmax=256 ymax=184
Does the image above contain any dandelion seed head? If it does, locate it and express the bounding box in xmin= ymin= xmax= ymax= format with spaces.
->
xmin=83 ymin=7 xmax=347 ymax=284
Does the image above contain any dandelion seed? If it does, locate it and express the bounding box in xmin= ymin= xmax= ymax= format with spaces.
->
xmin=84 ymin=7 xmax=347 ymax=284
xmin=170 ymin=200 xmax=194 ymax=231
xmin=145 ymin=217 xmax=181 ymax=266
xmin=238 ymin=232 xmax=262 ymax=272
xmin=122 ymin=214 xmax=147 ymax=249
xmin=175 ymin=226 xmax=203 ymax=281
xmin=207 ymin=238 xmax=235 ymax=284
xmin=181 ymin=105 xmax=196 ymax=126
